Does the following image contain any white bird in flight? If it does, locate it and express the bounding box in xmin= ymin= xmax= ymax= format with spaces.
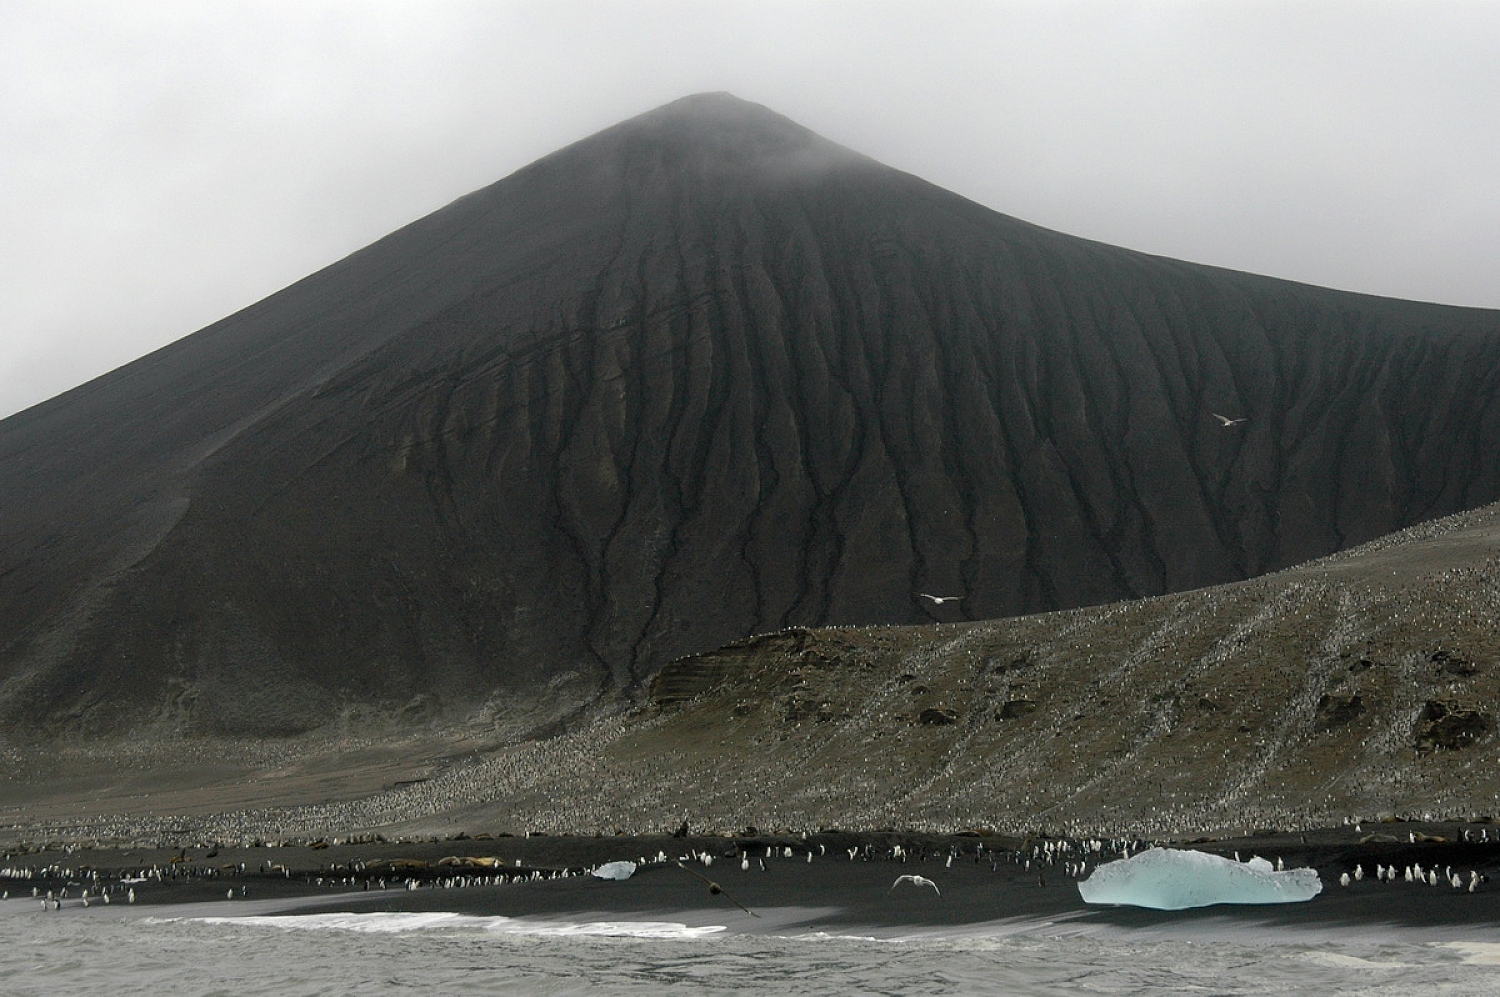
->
xmin=1211 ymin=413 xmax=1247 ymax=427
xmin=890 ymin=874 xmax=941 ymax=896
xmin=917 ymin=593 xmax=963 ymax=605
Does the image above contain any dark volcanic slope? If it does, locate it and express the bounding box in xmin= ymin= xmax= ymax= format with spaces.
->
xmin=3 ymin=93 xmax=1500 ymax=737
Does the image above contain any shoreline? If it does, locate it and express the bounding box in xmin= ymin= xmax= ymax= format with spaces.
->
xmin=6 ymin=822 xmax=1500 ymax=936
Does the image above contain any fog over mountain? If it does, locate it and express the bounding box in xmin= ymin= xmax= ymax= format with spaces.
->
xmin=2 ymin=94 xmax=1499 ymax=740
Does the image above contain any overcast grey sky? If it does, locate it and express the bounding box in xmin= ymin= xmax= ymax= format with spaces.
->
xmin=3 ymin=0 xmax=1497 ymax=419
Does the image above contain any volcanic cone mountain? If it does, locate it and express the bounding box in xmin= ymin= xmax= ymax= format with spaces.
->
xmin=3 ymin=93 xmax=1499 ymax=739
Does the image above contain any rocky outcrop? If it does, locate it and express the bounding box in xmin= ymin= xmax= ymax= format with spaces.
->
xmin=998 ymin=700 xmax=1039 ymax=719
xmin=1431 ymin=649 xmax=1479 ymax=677
xmin=1317 ymin=693 xmax=1366 ymax=727
xmin=3 ymin=93 xmax=1500 ymax=738
xmin=1415 ymin=701 xmax=1492 ymax=752
xmin=649 ymin=628 xmax=874 ymax=706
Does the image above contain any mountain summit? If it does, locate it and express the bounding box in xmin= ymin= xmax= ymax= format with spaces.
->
xmin=3 ymin=94 xmax=1499 ymax=738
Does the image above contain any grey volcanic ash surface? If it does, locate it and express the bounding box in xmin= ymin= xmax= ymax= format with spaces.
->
xmin=2 ymin=93 xmax=1500 ymax=741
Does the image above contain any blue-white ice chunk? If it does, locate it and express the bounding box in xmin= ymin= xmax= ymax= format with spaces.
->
xmin=591 ymin=861 xmax=637 ymax=881
xmin=1078 ymin=848 xmax=1321 ymax=910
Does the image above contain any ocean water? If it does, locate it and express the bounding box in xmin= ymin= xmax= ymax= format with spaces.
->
xmin=3 ymin=899 xmax=1498 ymax=996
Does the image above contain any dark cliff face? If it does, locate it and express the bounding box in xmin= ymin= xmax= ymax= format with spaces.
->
xmin=3 ymin=92 xmax=1500 ymax=737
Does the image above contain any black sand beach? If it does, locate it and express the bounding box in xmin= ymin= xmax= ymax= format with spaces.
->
xmin=9 ymin=823 xmax=1500 ymax=936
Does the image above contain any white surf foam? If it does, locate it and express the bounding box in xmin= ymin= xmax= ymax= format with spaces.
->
xmin=189 ymin=910 xmax=726 ymax=938
xmin=1440 ymin=942 xmax=1500 ymax=965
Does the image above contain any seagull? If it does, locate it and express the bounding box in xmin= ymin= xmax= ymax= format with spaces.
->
xmin=1211 ymin=413 xmax=1247 ymax=427
xmin=889 ymin=874 xmax=941 ymax=896
xmin=917 ymin=593 xmax=963 ymax=605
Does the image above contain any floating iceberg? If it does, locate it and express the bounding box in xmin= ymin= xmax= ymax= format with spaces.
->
xmin=1078 ymin=848 xmax=1322 ymax=910
xmin=591 ymin=861 xmax=637 ymax=881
